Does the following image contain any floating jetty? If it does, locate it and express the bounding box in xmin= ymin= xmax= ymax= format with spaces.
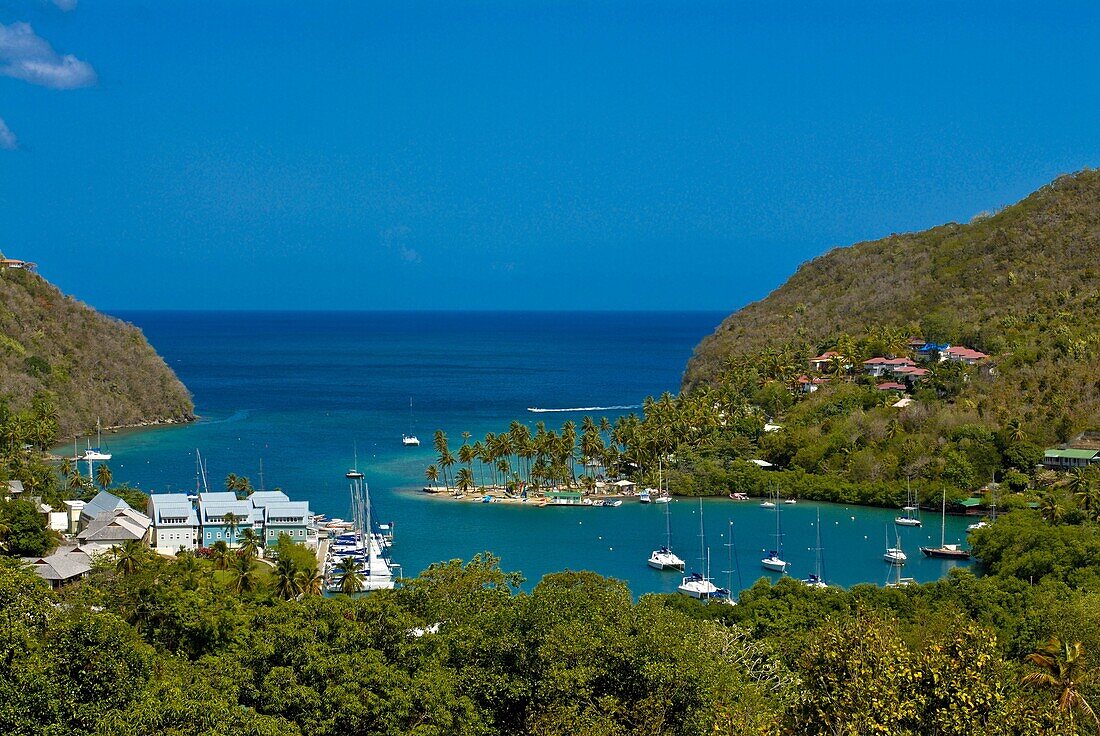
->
xmin=324 ymin=465 xmax=399 ymax=593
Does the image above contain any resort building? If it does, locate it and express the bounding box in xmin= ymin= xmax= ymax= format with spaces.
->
xmin=21 ymin=548 xmax=93 ymax=589
xmin=4 ymin=480 xmax=23 ymax=498
xmin=943 ymin=346 xmax=989 ymax=364
xmin=809 ymin=351 xmax=848 ymax=371
xmin=77 ymin=508 xmax=151 ymax=547
xmin=148 ymin=493 xmax=200 ymax=553
xmin=1043 ymin=448 xmax=1100 ymax=471
xmin=197 ymin=491 xmax=255 ymax=548
xmin=80 ymin=491 xmax=132 ymax=527
xmin=797 ymin=375 xmax=829 ymax=393
xmin=249 ymin=490 xmax=315 ymax=547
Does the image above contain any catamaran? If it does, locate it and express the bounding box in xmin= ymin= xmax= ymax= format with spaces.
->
xmin=761 ymin=490 xmax=788 ymax=572
xmin=677 ymin=499 xmax=719 ymax=598
xmin=648 ymin=496 xmax=685 ymax=571
xmin=921 ymin=488 xmax=971 ymax=560
xmin=895 ymin=478 xmax=922 ymax=527
xmin=801 ymin=508 xmax=828 ymax=588
xmin=401 ymin=398 xmax=420 ymax=446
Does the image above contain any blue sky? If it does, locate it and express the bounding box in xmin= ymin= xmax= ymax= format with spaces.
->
xmin=2 ymin=1 xmax=1099 ymax=311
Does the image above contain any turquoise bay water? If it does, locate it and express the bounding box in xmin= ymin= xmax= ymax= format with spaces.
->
xmin=101 ymin=311 xmax=972 ymax=594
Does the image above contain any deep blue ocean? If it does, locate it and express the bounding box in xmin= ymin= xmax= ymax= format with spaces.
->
xmin=100 ymin=311 xmax=972 ymax=595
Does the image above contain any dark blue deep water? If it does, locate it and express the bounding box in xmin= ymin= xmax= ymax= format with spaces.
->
xmin=99 ymin=311 xmax=972 ymax=594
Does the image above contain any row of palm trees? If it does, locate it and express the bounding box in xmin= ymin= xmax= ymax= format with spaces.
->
xmin=425 ymin=390 xmax=759 ymax=494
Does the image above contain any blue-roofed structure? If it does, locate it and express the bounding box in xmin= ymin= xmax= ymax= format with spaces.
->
xmin=262 ymin=501 xmax=313 ymax=545
xmin=197 ymin=492 xmax=255 ymax=548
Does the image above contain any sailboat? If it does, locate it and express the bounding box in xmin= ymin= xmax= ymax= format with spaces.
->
xmin=401 ymin=398 xmax=420 ymax=446
xmin=648 ymin=496 xmax=685 ymax=571
xmin=801 ymin=508 xmax=828 ymax=588
xmin=883 ymin=525 xmax=907 ymax=564
xmin=677 ymin=500 xmax=719 ymax=598
xmin=885 ymin=559 xmax=915 ymax=588
xmin=761 ymin=491 xmax=788 ymax=572
xmin=77 ymin=419 xmax=112 ymax=479
xmin=717 ymin=519 xmax=741 ymax=605
xmin=759 ymin=487 xmax=776 ymax=509
xmin=921 ymin=488 xmax=971 ymax=560
xmin=895 ymin=478 xmax=922 ymax=527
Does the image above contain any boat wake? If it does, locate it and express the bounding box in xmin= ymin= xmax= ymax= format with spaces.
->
xmin=526 ymin=405 xmax=640 ymax=413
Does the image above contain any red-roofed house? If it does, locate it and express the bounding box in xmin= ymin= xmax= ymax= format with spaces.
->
xmin=809 ymin=351 xmax=848 ymax=372
xmin=797 ymin=375 xmax=830 ymax=394
xmin=862 ymin=356 xmax=889 ymax=377
xmin=943 ymin=346 xmax=988 ymax=364
xmin=876 ymin=381 xmax=907 ymax=392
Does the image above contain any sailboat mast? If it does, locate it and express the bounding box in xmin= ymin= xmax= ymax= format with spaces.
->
xmin=941 ymin=487 xmax=947 ymax=548
xmin=664 ymin=497 xmax=672 ymax=549
xmin=815 ymin=509 xmax=823 ymax=580
xmin=697 ymin=499 xmax=705 ymax=572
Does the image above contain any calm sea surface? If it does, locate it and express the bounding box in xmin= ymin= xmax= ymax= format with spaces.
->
xmin=100 ymin=311 xmax=973 ymax=594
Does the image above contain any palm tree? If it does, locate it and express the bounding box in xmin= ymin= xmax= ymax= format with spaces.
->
xmin=425 ymin=464 xmax=439 ymax=489
xmin=273 ymin=557 xmax=300 ymax=600
xmin=1022 ymin=637 xmax=1100 ymax=734
xmin=231 ymin=554 xmax=260 ymax=595
xmin=209 ymin=540 xmax=231 ymax=571
xmin=336 ymin=558 xmax=365 ymax=594
xmin=455 ymin=467 xmax=475 ymax=493
xmin=1006 ymin=418 xmax=1027 ymax=443
xmin=113 ymin=540 xmax=144 ymax=575
xmin=222 ymin=512 xmax=241 ymax=547
xmin=238 ymin=528 xmax=262 ymax=558
xmin=174 ymin=552 xmax=202 ymax=590
xmin=296 ymin=564 xmax=323 ymax=596
xmin=1039 ymin=495 xmax=1066 ymax=525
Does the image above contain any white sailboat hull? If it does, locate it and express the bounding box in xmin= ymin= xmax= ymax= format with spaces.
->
xmin=761 ymin=557 xmax=788 ymax=572
xmin=648 ymin=551 xmax=685 ymax=570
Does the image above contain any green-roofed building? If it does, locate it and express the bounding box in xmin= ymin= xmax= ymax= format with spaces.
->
xmin=958 ymin=497 xmax=983 ymax=508
xmin=1043 ymin=448 xmax=1100 ymax=471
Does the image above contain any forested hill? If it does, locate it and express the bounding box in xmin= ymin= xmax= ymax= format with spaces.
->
xmin=683 ymin=169 xmax=1100 ymax=399
xmin=0 ymin=263 xmax=193 ymax=438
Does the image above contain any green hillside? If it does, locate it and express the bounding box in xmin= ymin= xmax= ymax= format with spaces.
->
xmin=0 ymin=262 xmax=194 ymax=438
xmin=683 ymin=169 xmax=1100 ymax=445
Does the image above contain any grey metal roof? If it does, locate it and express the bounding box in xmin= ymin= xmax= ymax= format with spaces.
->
xmin=249 ymin=490 xmax=290 ymax=508
xmin=22 ymin=551 xmax=92 ymax=581
xmin=78 ymin=508 xmax=150 ymax=542
xmin=264 ymin=501 xmax=311 ymax=524
xmin=148 ymin=493 xmax=199 ymax=526
xmin=81 ymin=491 xmax=130 ymax=520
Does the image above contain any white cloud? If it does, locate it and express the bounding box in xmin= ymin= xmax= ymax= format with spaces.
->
xmin=0 ymin=117 xmax=16 ymax=149
xmin=0 ymin=22 xmax=96 ymax=89
xmin=51 ymin=0 xmax=79 ymax=10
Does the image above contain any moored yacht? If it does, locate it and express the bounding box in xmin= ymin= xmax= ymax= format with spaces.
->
xmin=761 ymin=489 xmax=788 ymax=573
xmin=921 ymin=488 xmax=971 ymax=560
xmin=648 ymin=483 xmax=684 ymax=570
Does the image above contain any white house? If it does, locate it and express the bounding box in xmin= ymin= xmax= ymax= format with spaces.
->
xmin=148 ymin=493 xmax=200 ymax=553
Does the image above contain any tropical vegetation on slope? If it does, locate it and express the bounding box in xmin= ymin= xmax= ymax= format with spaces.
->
xmin=0 ymin=262 xmax=193 ymax=438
